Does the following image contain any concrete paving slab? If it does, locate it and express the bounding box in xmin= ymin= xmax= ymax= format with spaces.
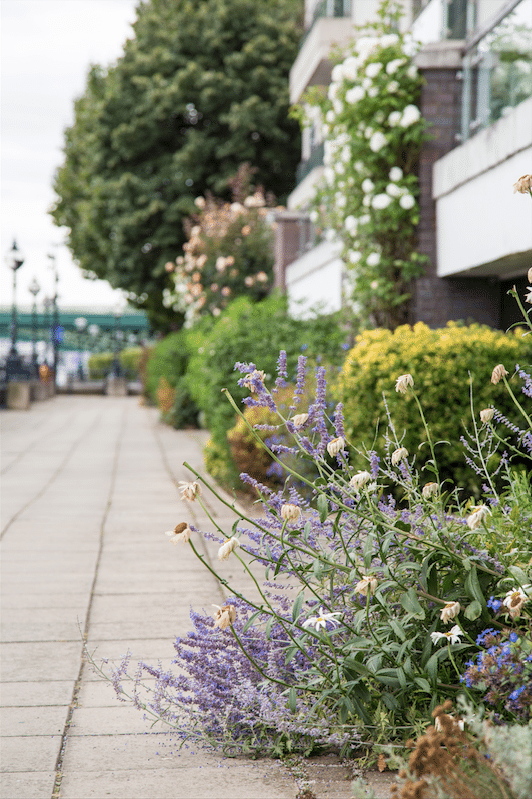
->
xmin=0 ymin=771 xmax=56 ymax=799
xmin=0 ymin=641 xmax=81 ymax=682
xmin=58 ymin=764 xmax=298 ymax=799
xmin=76 ymin=679 xmax=156 ymax=708
xmin=0 ymin=680 xmax=75 ymax=708
xmin=0 ymin=705 xmax=68 ymax=737
xmin=68 ymin=705 xmax=161 ymax=736
xmin=0 ymin=592 xmax=88 ymax=610
xmin=1 ymin=735 xmax=61 ymax=772
xmin=1 ymin=623 xmax=85 ymax=643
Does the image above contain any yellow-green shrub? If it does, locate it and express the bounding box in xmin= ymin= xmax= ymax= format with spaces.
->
xmin=340 ymin=322 xmax=531 ymax=492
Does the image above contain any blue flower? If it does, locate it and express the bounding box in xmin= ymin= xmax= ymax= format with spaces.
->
xmin=509 ymin=631 xmax=519 ymax=643
xmin=487 ymin=596 xmax=502 ymax=612
xmin=476 ymin=628 xmax=496 ymax=646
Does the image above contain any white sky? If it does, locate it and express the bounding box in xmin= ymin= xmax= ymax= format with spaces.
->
xmin=1 ymin=0 xmax=139 ymax=311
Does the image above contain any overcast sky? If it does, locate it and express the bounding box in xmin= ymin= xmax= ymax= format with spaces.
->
xmin=1 ymin=0 xmax=139 ymax=311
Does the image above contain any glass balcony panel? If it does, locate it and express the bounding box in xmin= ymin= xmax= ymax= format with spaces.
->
xmin=462 ymin=0 xmax=532 ymax=138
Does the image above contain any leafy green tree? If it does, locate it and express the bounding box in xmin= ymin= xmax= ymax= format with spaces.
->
xmin=51 ymin=0 xmax=301 ymax=328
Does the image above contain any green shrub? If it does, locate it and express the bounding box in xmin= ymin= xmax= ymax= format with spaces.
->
xmin=144 ymin=331 xmax=190 ymax=402
xmin=184 ymin=294 xmax=346 ymax=486
xmin=164 ymin=382 xmax=199 ymax=429
xmin=340 ymin=322 xmax=531 ymax=493
xmin=87 ymin=352 xmax=113 ymax=379
xmin=119 ymin=346 xmax=143 ymax=376
xmin=87 ymin=347 xmax=143 ymax=379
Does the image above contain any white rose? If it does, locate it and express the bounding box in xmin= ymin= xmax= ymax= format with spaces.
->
xmin=386 ymin=183 xmax=402 ymax=198
xmin=368 ymin=87 xmax=379 ymax=98
xmin=328 ymin=82 xmax=339 ymax=101
xmin=367 ymin=252 xmax=381 ymax=266
xmin=362 ymin=178 xmax=375 ymax=194
xmin=331 ymin=64 xmax=343 ymax=82
xmin=389 ymin=166 xmax=403 ymax=182
xmin=388 ymin=81 xmax=399 ymax=93
xmin=348 ymin=251 xmax=362 ymax=264
xmin=326 ymin=110 xmax=335 ymax=123
xmin=369 ymin=131 xmax=387 ymax=152
xmin=342 ymin=56 xmax=359 ymax=81
xmin=379 ymin=33 xmax=399 ymax=48
xmin=344 ymin=215 xmax=358 ymax=234
xmin=399 ymin=194 xmax=415 ymax=210
xmin=309 ymin=209 xmax=319 ymax=223
xmin=372 ymin=193 xmax=392 ymax=210
xmin=401 ymin=104 xmax=421 ymax=126
xmin=386 ymin=59 xmax=404 ymax=75
xmin=388 ymin=110 xmax=402 ymax=126
xmin=366 ymin=62 xmax=382 ymax=78
xmin=362 ymin=78 xmax=372 ymax=90
xmin=346 ymin=86 xmax=365 ymax=104
xmin=407 ymin=64 xmax=418 ymax=79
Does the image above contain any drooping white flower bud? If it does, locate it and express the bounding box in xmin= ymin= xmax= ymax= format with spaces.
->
xmin=218 ymin=536 xmax=240 ymax=561
xmin=480 ymin=408 xmax=494 ymax=424
xmin=350 ymin=471 xmax=372 ymax=491
xmin=327 ymin=437 xmax=345 ymax=457
xmin=281 ymin=504 xmax=301 ymax=524
xmin=391 ymin=447 xmax=408 ymax=466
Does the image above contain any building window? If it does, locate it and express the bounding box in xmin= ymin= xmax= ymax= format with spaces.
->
xmin=462 ymin=0 xmax=532 ymax=139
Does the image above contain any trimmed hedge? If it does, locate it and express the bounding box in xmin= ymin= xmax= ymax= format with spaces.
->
xmin=340 ymin=322 xmax=531 ymax=492
xmin=87 ymin=347 xmax=143 ymax=379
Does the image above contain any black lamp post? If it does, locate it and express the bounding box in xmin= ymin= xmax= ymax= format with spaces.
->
xmin=4 ymin=240 xmax=26 ymax=381
xmin=47 ymin=253 xmax=60 ymax=387
xmin=28 ymin=277 xmax=41 ymax=378
xmin=74 ymin=316 xmax=87 ymax=380
xmin=42 ymin=296 xmax=53 ymax=368
xmin=112 ymin=308 xmax=123 ymax=377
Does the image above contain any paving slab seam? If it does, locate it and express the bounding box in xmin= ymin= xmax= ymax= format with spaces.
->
xmin=0 ymin=410 xmax=78 ymax=477
xmin=150 ymin=416 xmax=229 ymax=605
xmin=0 ymin=409 xmax=105 ymax=541
xmin=50 ymin=403 xmax=129 ymax=799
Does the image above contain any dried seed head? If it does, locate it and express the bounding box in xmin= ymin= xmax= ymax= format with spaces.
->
xmin=179 ymin=481 xmax=202 ymax=502
xmin=395 ymin=373 xmax=414 ymax=393
xmin=479 ymin=408 xmax=494 ymax=423
xmin=491 ymin=364 xmax=508 ymax=384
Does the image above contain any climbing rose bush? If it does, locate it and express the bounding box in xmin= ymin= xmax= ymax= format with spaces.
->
xmin=303 ymin=1 xmax=429 ymax=328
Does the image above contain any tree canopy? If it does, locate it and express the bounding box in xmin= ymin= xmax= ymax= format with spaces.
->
xmin=51 ymin=0 xmax=302 ymax=328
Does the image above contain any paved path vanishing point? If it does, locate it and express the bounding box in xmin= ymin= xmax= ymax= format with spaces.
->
xmin=1 ymin=394 xmax=395 ymax=799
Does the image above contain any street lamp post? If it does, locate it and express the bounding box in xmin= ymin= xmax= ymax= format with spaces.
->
xmin=4 ymin=240 xmax=26 ymax=381
xmin=48 ymin=253 xmax=60 ymax=388
xmin=74 ymin=317 xmax=87 ymax=380
xmin=112 ymin=309 xmax=122 ymax=377
xmin=28 ymin=277 xmax=41 ymax=378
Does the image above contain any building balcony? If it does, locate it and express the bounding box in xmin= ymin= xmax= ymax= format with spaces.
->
xmin=290 ymin=15 xmax=354 ymax=104
xmin=433 ymin=97 xmax=532 ymax=278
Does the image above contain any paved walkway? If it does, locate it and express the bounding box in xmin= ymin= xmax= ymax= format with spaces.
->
xmin=1 ymin=395 xmax=395 ymax=799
